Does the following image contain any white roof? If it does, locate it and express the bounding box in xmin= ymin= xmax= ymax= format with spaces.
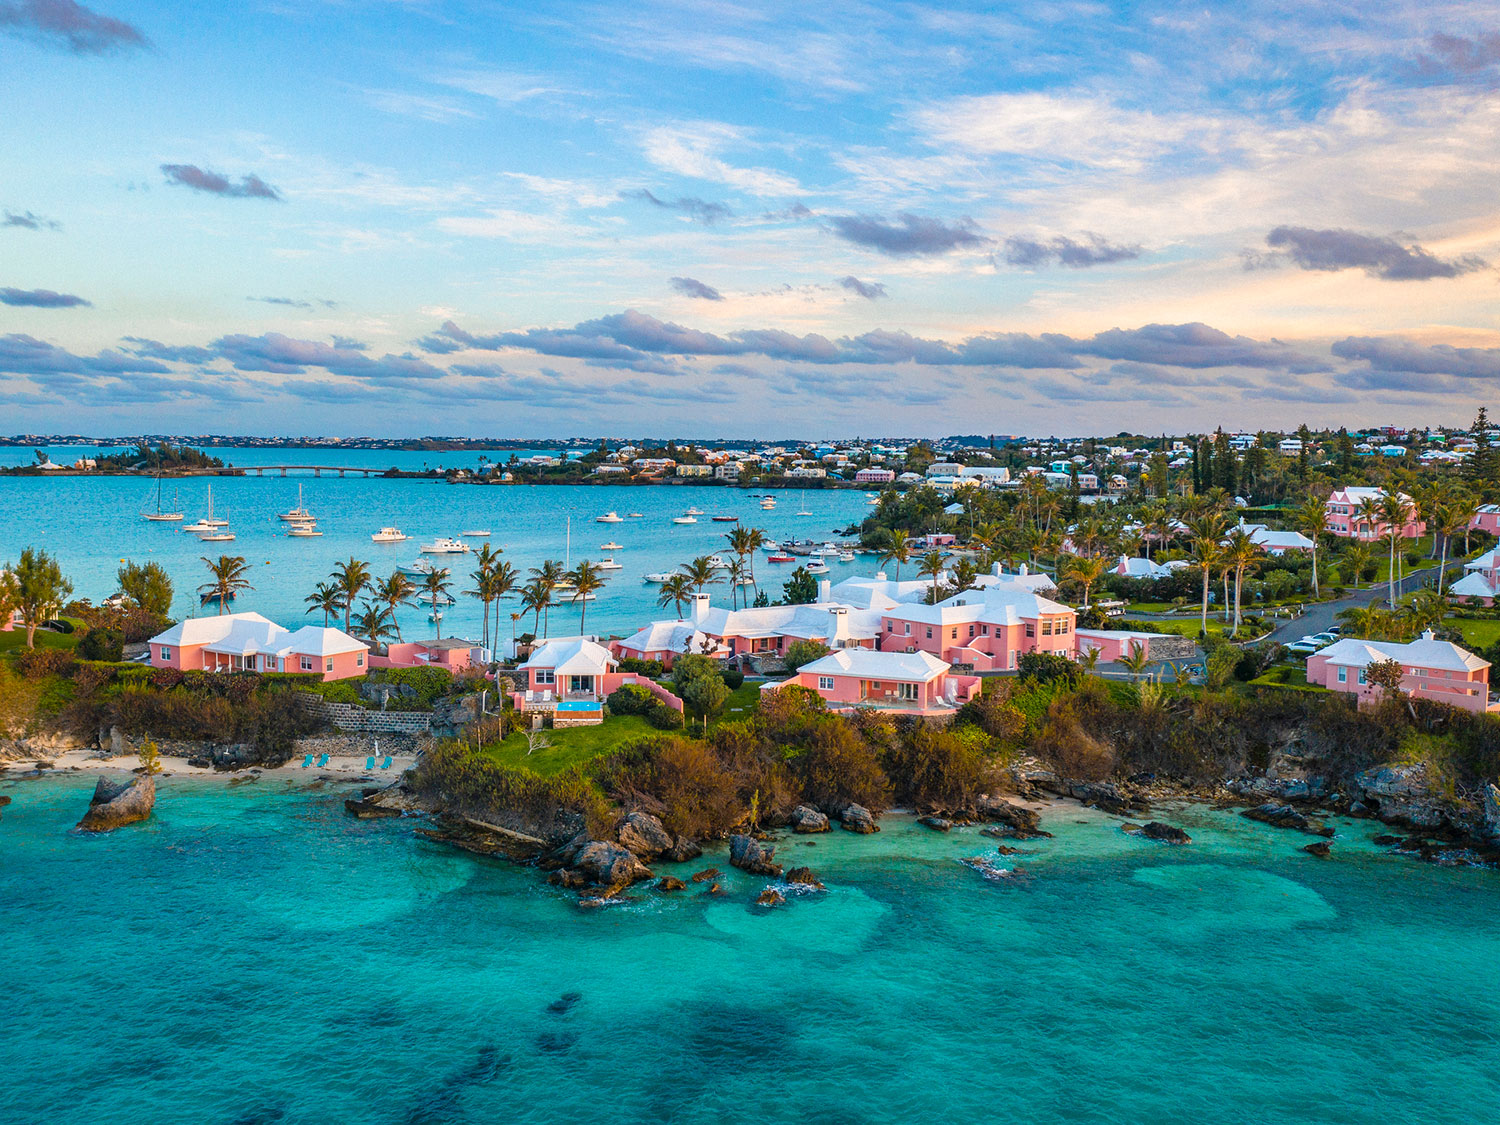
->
xmin=1448 ymin=571 xmax=1496 ymax=598
xmin=1239 ymin=522 xmax=1314 ymax=551
xmin=883 ymin=582 xmax=1072 ymax=628
xmin=520 ymin=636 xmax=616 ymax=675
xmin=1464 ymin=547 xmax=1500 ymax=572
xmin=1315 ymin=634 xmax=1488 ymax=673
xmin=1114 ymin=555 xmax=1173 ymax=579
xmin=149 ymin=612 xmax=367 ymax=659
xmin=798 ymin=648 xmax=950 ymax=682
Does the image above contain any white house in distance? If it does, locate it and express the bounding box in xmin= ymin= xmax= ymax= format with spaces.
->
xmin=1448 ymin=547 xmax=1500 ymax=604
xmin=147 ymin=612 xmax=369 ymax=680
xmin=1236 ymin=520 xmax=1315 ymax=555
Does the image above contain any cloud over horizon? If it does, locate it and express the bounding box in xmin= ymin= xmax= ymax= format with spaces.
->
xmin=1258 ymin=226 xmax=1486 ymax=280
xmin=827 ymin=212 xmax=988 ymax=257
xmin=668 ymin=276 xmax=723 ymax=300
xmin=0 ymin=0 xmax=147 ymax=54
xmin=0 ymin=287 xmax=91 ymax=307
xmin=161 ymin=164 xmax=282 ymax=201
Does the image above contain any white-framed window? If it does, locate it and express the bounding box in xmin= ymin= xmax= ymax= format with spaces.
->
xmin=160 ymin=646 xmax=171 ymax=660
xmin=886 ymin=621 xmax=894 ymax=631
xmin=1337 ymin=667 xmax=1346 ymax=683
xmin=897 ymin=682 xmax=919 ymax=701
xmin=1357 ymin=669 xmax=1366 ymax=685
xmin=536 ymin=668 xmax=555 ymax=684
xmin=818 ymin=675 xmax=835 ymax=690
xmin=325 ymin=658 xmax=334 ymax=672
xmin=980 ymin=624 xmax=989 ymax=636
xmin=903 ymin=622 xmax=911 ymax=635
xmin=356 ymin=654 xmax=364 ymax=667
xmin=925 ymin=627 xmax=932 ymax=639
xmin=300 ymin=656 xmax=313 ymax=671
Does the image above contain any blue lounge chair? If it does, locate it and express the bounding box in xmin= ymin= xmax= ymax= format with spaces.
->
xmin=301 ymin=754 xmax=313 ymax=768
xmin=316 ymin=753 xmax=329 ymax=768
xmin=365 ymin=755 xmax=376 ymax=771
xmin=381 ymin=756 xmax=393 ymax=770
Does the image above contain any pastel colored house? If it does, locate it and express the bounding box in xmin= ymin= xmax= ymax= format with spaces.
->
xmin=762 ymin=649 xmax=980 ymax=715
xmin=612 ymin=593 xmax=882 ymax=668
xmin=374 ymin=637 xmax=480 ymax=671
xmin=1306 ymin=632 xmax=1496 ymax=713
xmin=1469 ymin=504 xmax=1500 ymax=536
xmin=1324 ymin=487 xmax=1425 ymax=540
xmin=1447 ymin=547 xmax=1500 ymax=605
xmin=876 ymin=584 xmax=1077 ymax=672
xmin=1113 ymin=554 xmax=1175 ymax=580
xmin=512 ymin=636 xmax=682 ymax=725
xmin=1237 ymin=520 xmax=1314 ymax=555
xmin=147 ymin=612 xmax=368 ymax=680
xmin=854 ymin=467 xmax=896 ymax=483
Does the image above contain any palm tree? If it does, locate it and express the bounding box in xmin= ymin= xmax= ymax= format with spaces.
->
xmin=489 ymin=561 xmax=519 ymax=652
xmin=520 ymin=577 xmax=549 ymax=638
xmin=352 ymin=599 xmax=397 ymax=650
xmin=1435 ymin=502 xmax=1471 ymax=596
xmin=657 ymin=574 xmax=694 ymax=618
xmin=1222 ymin=528 xmax=1261 ymax=636
xmin=725 ymin=526 xmax=754 ymax=591
xmin=420 ymin=569 xmax=452 ymax=626
xmin=375 ymin=571 xmax=414 ymax=642
xmin=1342 ymin=540 xmax=1373 ymax=588
xmin=466 ymin=548 xmax=501 ymax=648
xmin=917 ymin=549 xmax=946 ymax=603
xmin=566 ymin=560 xmax=606 ymax=634
xmin=330 ymin=556 xmax=372 ymax=633
xmin=527 ymin=560 xmax=564 ymax=636
xmin=1377 ymin=490 xmax=1413 ymax=606
xmin=879 ymin=528 xmax=911 ymax=579
xmin=1295 ymin=496 xmax=1328 ymax=598
xmin=727 ymin=557 xmax=749 ymax=609
xmin=1062 ymin=554 xmax=1108 ymax=608
xmin=1338 ymin=597 xmax=1388 ymax=640
xmin=740 ymin=526 xmax=768 ymax=587
xmin=1185 ymin=512 xmax=1227 ymax=635
xmin=1354 ymin=495 xmax=1383 ymax=546
xmin=304 ymin=580 xmax=342 ymax=627
xmin=1119 ymin=642 xmax=1152 ymax=681
xmin=198 ymin=554 xmax=253 ymax=616
xmin=681 ymin=555 xmax=720 ymax=594
xmin=1076 ymin=646 xmax=1101 ymax=674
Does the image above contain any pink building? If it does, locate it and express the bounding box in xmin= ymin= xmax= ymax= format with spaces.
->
xmin=1469 ymin=504 xmax=1500 ymax=536
xmin=762 ymin=649 xmax=980 ymax=716
xmin=1306 ymin=632 xmax=1496 ymax=713
xmin=876 ymin=584 xmax=1077 ymax=672
xmin=147 ymin=612 xmax=368 ymax=681
xmin=373 ymin=637 xmax=478 ymax=671
xmin=513 ymin=636 xmax=683 ymax=724
xmin=854 ymin=467 xmax=896 ymax=484
xmin=612 ymin=592 xmax=880 ymax=668
xmin=1325 ymin=486 xmax=1425 ymax=540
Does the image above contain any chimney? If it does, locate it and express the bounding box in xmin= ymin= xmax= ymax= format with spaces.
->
xmin=1018 ymin=563 xmax=1028 ymax=576
xmin=691 ymin=592 xmax=710 ymax=623
xmin=993 ymin=562 xmax=1003 ymax=577
xmin=875 ymin=570 xmax=887 ymax=581
xmin=818 ymin=578 xmax=831 ymax=602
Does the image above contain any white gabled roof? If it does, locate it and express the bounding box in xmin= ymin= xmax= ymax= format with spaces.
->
xmin=148 ymin=612 xmax=367 ymax=659
xmin=799 ymin=648 xmax=950 ymax=682
xmin=1448 ymin=571 xmax=1496 ymax=598
xmin=1114 ymin=555 xmax=1173 ymax=579
xmin=1464 ymin=547 xmax=1500 ymax=572
xmin=520 ymin=636 xmax=616 ymax=675
xmin=1316 ymin=633 xmax=1488 ymax=673
xmin=150 ymin=611 xmax=278 ymax=648
xmin=280 ymin=625 xmax=368 ymax=656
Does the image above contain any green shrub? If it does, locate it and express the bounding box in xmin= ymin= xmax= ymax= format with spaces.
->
xmin=721 ymin=668 xmax=745 ymax=690
xmin=75 ymin=627 xmax=124 ymax=663
xmin=646 ymin=702 xmax=685 ymax=730
xmin=607 ymin=683 xmax=655 ymax=716
xmin=618 ymin=657 xmax=665 ymax=678
xmin=16 ymin=648 xmax=74 ymax=679
xmin=783 ymin=639 xmax=830 ymax=672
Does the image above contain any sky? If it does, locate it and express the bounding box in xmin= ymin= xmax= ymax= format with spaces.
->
xmin=3 ymin=0 xmax=1500 ymax=438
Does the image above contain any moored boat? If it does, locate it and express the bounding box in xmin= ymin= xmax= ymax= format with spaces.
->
xmin=371 ymin=527 xmax=409 ymax=543
xmin=596 ymin=511 xmax=624 ymax=523
xmin=419 ymin=537 xmax=470 ymax=554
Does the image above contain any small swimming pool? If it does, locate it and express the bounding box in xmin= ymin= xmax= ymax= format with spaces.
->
xmin=555 ymin=701 xmax=602 ymax=712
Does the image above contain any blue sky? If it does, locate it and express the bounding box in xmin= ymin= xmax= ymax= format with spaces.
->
xmin=3 ymin=0 xmax=1500 ymax=437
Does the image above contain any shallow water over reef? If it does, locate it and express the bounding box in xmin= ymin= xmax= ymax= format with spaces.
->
xmin=5 ymin=775 xmax=1499 ymax=1125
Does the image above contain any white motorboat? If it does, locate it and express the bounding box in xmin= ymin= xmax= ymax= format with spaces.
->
xmin=597 ymin=557 xmax=624 ymax=571
xmin=760 ymin=498 xmax=776 ymax=509
xmin=181 ymin=518 xmax=215 ymax=534
xmin=705 ymin=555 xmax=731 ymax=569
xmin=462 ymin=530 xmax=491 ymax=538
xmin=627 ymin=512 xmax=644 ymax=518
xmin=805 ymin=560 xmax=830 ymax=574
xmin=685 ymin=506 xmax=704 ymax=516
xmin=190 ymin=483 xmax=229 ymax=528
xmin=643 ymin=572 xmax=676 ymax=583
xmin=371 ymin=527 xmax=409 ymax=543
xmin=399 ymin=560 xmax=450 ymax=578
xmin=279 ymin=483 xmax=312 ymax=522
xmin=599 ymin=541 xmax=625 ymax=550
xmin=419 ymin=537 xmax=470 ymax=554
xmin=198 ymin=530 xmax=236 ymax=542
xmin=596 ymin=511 xmax=624 ymax=523
xmin=838 ymin=550 xmax=856 ymax=562
xmin=672 ymin=513 xmax=698 ymax=524
xmin=287 ymin=523 xmax=323 ymax=537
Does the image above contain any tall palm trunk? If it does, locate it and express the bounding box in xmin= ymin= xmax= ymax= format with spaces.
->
xmin=1201 ymin=570 xmax=1210 ymax=635
xmin=1438 ymin=534 xmax=1449 ymax=596
xmin=1309 ymin=542 xmax=1319 ymax=598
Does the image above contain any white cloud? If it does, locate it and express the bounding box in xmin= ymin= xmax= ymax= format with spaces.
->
xmin=640 ymin=122 xmax=802 ymax=196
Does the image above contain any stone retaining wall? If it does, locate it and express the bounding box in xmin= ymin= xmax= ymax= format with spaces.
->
xmin=298 ymin=693 xmax=433 ymax=734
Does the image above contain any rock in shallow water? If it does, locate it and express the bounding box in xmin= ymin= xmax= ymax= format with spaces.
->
xmin=785 ymin=866 xmax=824 ymax=890
xmin=1141 ymin=821 xmax=1191 ymax=845
xmin=571 ymin=841 xmax=653 ymax=892
xmin=790 ymin=805 xmax=829 ymax=833
xmin=656 ymin=876 xmax=686 ymax=892
xmin=1241 ymin=803 xmax=1334 ymax=837
xmin=75 ymin=773 xmax=154 ymax=832
xmin=1302 ymin=842 xmax=1332 ymax=858
xmin=755 ymin=887 xmax=785 ymax=908
xmin=615 ymin=811 xmax=673 ymax=860
xmin=917 ymin=815 xmax=953 ymax=832
xmin=729 ymin=834 xmax=783 ymax=876
xmin=839 ymin=804 xmax=879 ymax=834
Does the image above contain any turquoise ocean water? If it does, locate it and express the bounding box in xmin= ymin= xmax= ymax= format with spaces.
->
xmin=5 ymin=774 xmax=1498 ymax=1124
xmin=0 ymin=451 xmax=876 ymax=640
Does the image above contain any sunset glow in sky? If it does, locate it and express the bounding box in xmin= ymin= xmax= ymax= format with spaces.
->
xmin=4 ymin=1 xmax=1500 ymax=436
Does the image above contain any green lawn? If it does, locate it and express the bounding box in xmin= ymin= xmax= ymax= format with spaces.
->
xmin=0 ymin=617 xmax=85 ymax=653
xmin=712 ymin=681 xmax=763 ymax=728
xmin=1446 ymin=617 xmax=1500 ymax=649
xmin=479 ymin=714 xmax=660 ymax=775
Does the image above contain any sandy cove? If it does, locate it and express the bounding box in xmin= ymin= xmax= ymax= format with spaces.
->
xmin=1 ymin=748 xmax=419 ymax=783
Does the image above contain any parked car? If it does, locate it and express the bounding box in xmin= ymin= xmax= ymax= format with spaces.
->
xmin=1286 ymin=636 xmax=1324 ymax=655
xmin=1309 ymin=632 xmax=1338 ymax=646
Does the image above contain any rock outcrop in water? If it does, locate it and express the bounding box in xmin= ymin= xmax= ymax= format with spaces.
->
xmin=729 ymin=834 xmax=782 ymax=876
xmin=615 ymin=811 xmax=673 ymax=860
xmin=973 ymin=795 xmax=1052 ymax=839
xmin=1140 ymin=821 xmax=1191 ymax=845
xmin=75 ymin=773 xmax=154 ymax=831
xmin=790 ymin=805 xmax=829 ymax=833
xmin=1349 ymin=764 xmax=1451 ymax=830
xmin=570 ymin=841 xmax=653 ymax=893
xmin=839 ymin=804 xmax=878 ymax=834
xmin=1241 ymin=803 xmax=1335 ymax=837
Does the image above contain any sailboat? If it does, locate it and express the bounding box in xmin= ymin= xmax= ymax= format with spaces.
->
xmin=279 ymin=483 xmax=312 ymax=522
xmin=796 ymin=490 xmax=812 ymax=516
xmin=183 ymin=484 xmax=230 ymax=536
xmin=141 ymin=449 xmax=183 ymax=521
